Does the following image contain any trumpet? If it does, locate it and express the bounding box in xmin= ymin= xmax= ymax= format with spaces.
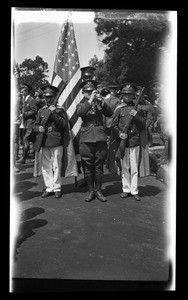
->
xmin=96 ymin=87 xmax=111 ymax=98
xmin=91 ymin=87 xmax=110 ymax=104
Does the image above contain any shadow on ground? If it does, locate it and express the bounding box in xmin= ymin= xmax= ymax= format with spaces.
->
xmin=14 ymin=180 xmax=42 ymax=201
xmin=13 ymin=207 xmax=47 ymax=262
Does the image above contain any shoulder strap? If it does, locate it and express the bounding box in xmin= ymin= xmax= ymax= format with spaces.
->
xmin=114 ymin=102 xmax=127 ymax=112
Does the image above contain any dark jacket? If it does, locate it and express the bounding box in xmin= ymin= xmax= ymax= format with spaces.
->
xmin=35 ymin=105 xmax=67 ymax=147
xmin=111 ymin=102 xmax=146 ymax=148
xmin=76 ymin=97 xmax=113 ymax=143
xmin=23 ymin=95 xmax=38 ymax=130
xmin=103 ymin=94 xmax=121 ymax=129
xmin=34 ymin=97 xmax=45 ymax=112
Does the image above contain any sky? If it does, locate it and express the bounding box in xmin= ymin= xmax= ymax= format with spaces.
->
xmin=12 ymin=9 xmax=106 ymax=82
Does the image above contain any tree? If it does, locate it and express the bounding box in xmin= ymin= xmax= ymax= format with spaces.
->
xmin=91 ymin=11 xmax=169 ymax=100
xmin=16 ymin=56 xmax=50 ymax=92
xmin=89 ymin=55 xmax=110 ymax=85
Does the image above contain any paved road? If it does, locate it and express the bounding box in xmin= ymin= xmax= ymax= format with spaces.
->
xmin=11 ymin=161 xmax=171 ymax=291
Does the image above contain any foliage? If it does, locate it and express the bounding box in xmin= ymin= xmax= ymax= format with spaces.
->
xmin=15 ymin=56 xmax=50 ymax=93
xmin=90 ymin=11 xmax=170 ymax=102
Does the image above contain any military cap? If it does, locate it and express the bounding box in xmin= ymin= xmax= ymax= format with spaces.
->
xmin=121 ymin=83 xmax=137 ymax=94
xmin=80 ymin=66 xmax=96 ymax=75
xmin=79 ymin=80 xmax=98 ymax=91
xmin=80 ymin=66 xmax=96 ymax=81
xmin=108 ymin=85 xmax=119 ymax=91
xmin=20 ymin=83 xmax=32 ymax=92
xmin=41 ymin=85 xmax=59 ymax=96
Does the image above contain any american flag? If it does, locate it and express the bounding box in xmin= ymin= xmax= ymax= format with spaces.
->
xmin=51 ymin=13 xmax=83 ymax=155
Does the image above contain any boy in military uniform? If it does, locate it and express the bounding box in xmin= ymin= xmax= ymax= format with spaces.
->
xmin=35 ymin=85 xmax=68 ymax=198
xmin=76 ymin=80 xmax=113 ymax=202
xmin=111 ymin=83 xmax=146 ymax=201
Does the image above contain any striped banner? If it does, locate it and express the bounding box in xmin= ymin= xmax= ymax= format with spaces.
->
xmin=51 ymin=13 xmax=83 ymax=155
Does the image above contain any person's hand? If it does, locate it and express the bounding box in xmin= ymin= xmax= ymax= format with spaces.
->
xmin=39 ymin=126 xmax=45 ymax=133
xmin=48 ymin=105 xmax=56 ymax=111
xmin=88 ymin=90 xmax=97 ymax=104
xmin=129 ymin=109 xmax=137 ymax=116
xmin=47 ymin=126 xmax=52 ymax=133
xmin=119 ymin=133 xmax=128 ymax=140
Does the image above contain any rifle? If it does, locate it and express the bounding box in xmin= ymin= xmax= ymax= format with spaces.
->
xmin=33 ymin=81 xmax=67 ymax=152
xmin=115 ymin=86 xmax=145 ymax=159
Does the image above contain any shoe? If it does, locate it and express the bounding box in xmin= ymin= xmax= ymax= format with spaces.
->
xmin=85 ymin=190 xmax=95 ymax=202
xmin=95 ymin=190 xmax=107 ymax=202
xmin=41 ymin=191 xmax=54 ymax=198
xmin=133 ymin=194 xmax=141 ymax=201
xmin=120 ymin=192 xmax=129 ymax=198
xmin=54 ymin=191 xmax=62 ymax=198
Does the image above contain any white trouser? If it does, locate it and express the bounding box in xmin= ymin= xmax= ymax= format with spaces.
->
xmin=41 ymin=146 xmax=63 ymax=193
xmin=121 ymin=146 xmax=140 ymax=195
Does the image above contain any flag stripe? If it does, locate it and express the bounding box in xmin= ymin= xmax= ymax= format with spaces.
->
xmin=63 ymin=78 xmax=82 ymax=111
xmin=56 ymin=69 xmax=81 ymax=107
xmin=72 ymin=117 xmax=83 ymax=137
xmin=69 ymin=111 xmax=80 ymax=129
xmin=66 ymin=89 xmax=83 ymax=118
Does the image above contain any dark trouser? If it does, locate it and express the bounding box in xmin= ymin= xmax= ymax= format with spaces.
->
xmin=80 ymin=141 xmax=107 ymax=191
xmin=105 ymin=128 xmax=111 ymax=151
xmin=14 ymin=124 xmax=20 ymax=162
xmin=21 ymin=129 xmax=36 ymax=160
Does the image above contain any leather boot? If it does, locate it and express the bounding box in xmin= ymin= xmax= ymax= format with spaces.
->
xmin=85 ymin=175 xmax=95 ymax=202
xmin=17 ymin=146 xmax=29 ymax=164
xmin=95 ymin=175 xmax=107 ymax=202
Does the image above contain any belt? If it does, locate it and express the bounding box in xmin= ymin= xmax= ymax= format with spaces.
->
xmin=83 ymin=122 xmax=103 ymax=127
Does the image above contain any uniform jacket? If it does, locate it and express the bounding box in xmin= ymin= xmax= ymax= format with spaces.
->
xmin=107 ymin=103 xmax=149 ymax=177
xmin=35 ymin=105 xmax=67 ymax=147
xmin=111 ymin=102 xmax=146 ymax=148
xmin=34 ymin=97 xmax=45 ymax=112
xmin=35 ymin=105 xmax=78 ymax=178
xmin=23 ymin=95 xmax=38 ymax=130
xmin=103 ymin=94 xmax=120 ymax=129
xmin=76 ymin=97 xmax=113 ymax=143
